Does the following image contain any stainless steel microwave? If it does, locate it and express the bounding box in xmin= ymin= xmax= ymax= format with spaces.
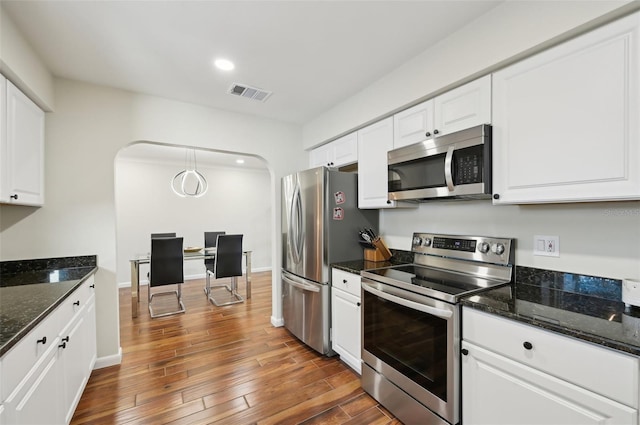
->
xmin=388 ymin=124 xmax=492 ymax=201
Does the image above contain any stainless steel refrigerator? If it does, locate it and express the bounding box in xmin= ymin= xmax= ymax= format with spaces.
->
xmin=281 ymin=166 xmax=379 ymax=355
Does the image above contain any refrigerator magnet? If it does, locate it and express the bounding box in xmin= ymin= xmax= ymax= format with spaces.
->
xmin=334 ymin=191 xmax=345 ymax=205
xmin=333 ymin=207 xmax=344 ymax=220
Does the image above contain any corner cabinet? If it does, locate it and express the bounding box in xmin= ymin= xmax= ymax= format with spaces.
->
xmin=0 ymin=76 xmax=45 ymax=206
xmin=461 ymin=307 xmax=638 ymax=425
xmin=393 ymin=75 xmax=491 ymax=149
xmin=1 ymin=276 xmax=97 ymax=425
xmin=309 ymin=132 xmax=358 ymax=169
xmin=492 ymin=12 xmax=640 ymax=204
xmin=331 ymin=268 xmax=362 ymax=374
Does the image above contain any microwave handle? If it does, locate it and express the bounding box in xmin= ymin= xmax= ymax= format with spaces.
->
xmin=444 ymin=146 xmax=455 ymax=191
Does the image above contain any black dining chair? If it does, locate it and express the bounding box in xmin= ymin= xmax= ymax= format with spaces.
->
xmin=151 ymin=232 xmax=176 ymax=239
xmin=203 ymin=231 xmax=225 ymax=296
xmin=206 ymin=234 xmax=244 ymax=306
xmin=148 ymin=236 xmax=186 ymax=318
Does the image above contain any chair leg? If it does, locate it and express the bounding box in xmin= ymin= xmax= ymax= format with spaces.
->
xmin=148 ymin=284 xmax=186 ymax=318
xmin=207 ymin=276 xmax=244 ymax=306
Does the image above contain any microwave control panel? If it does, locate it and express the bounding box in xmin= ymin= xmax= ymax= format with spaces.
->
xmin=455 ymin=145 xmax=483 ymax=185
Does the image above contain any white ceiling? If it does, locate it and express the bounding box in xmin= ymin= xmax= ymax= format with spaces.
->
xmin=2 ymin=0 xmax=502 ymax=125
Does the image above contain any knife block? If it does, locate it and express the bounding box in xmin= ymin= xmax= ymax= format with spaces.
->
xmin=364 ymin=248 xmax=386 ymax=262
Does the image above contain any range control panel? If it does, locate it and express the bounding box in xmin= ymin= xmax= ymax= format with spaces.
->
xmin=411 ymin=233 xmax=513 ymax=265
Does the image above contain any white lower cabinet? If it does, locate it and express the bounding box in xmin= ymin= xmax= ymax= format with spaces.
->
xmin=1 ymin=275 xmax=96 ymax=425
xmin=331 ymin=268 xmax=362 ymax=374
xmin=462 ymin=307 xmax=639 ymax=425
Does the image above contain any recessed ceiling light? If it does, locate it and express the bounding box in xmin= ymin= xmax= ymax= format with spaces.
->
xmin=236 ymin=159 xmax=245 ymax=164
xmin=214 ymin=58 xmax=235 ymax=71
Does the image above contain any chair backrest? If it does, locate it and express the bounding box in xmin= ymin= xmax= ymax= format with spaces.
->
xmin=214 ymin=234 xmax=243 ymax=279
xmin=204 ymin=231 xmax=225 ymax=268
xmin=151 ymin=232 xmax=176 ymax=239
xmin=150 ymin=237 xmax=184 ymax=287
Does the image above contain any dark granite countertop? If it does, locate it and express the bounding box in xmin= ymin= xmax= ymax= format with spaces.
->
xmin=0 ymin=256 xmax=97 ymax=357
xmin=461 ymin=266 xmax=640 ymax=357
xmin=332 ymin=249 xmax=413 ymax=274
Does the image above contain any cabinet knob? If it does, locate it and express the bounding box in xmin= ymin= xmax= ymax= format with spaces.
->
xmin=461 ymin=348 xmax=469 ymax=356
xmin=386 ymin=200 xmax=392 ymax=204
xmin=343 ymin=279 xmax=347 ymax=283
xmin=62 ymin=336 xmax=70 ymax=343
xmin=357 ymin=302 xmax=361 ymax=307
xmin=493 ymin=193 xmax=500 ymax=200
xmin=59 ymin=342 xmax=67 ymax=349
xmin=37 ymin=336 xmax=47 ymax=345
xmin=10 ymin=194 xmax=18 ymax=200
xmin=90 ymin=284 xmax=95 ymax=288
xmin=523 ymin=341 xmax=533 ymax=350
xmin=433 ymin=129 xmax=439 ymax=135
xmin=73 ymin=300 xmax=80 ymax=306
xmin=425 ymin=132 xmax=431 ymax=137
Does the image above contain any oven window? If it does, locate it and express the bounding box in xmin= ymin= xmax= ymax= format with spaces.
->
xmin=363 ymin=290 xmax=448 ymax=401
xmin=388 ymin=154 xmax=446 ymax=192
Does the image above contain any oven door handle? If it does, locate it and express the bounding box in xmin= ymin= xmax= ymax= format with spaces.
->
xmin=362 ymin=281 xmax=453 ymax=319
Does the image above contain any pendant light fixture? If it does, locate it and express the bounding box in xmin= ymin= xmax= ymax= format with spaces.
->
xmin=171 ymin=149 xmax=208 ymax=198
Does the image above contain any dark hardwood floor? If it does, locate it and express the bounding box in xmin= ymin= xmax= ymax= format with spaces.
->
xmin=71 ymin=271 xmax=400 ymax=425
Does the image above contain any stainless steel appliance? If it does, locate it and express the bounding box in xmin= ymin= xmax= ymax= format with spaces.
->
xmin=282 ymin=166 xmax=378 ymax=355
xmin=361 ymin=232 xmax=514 ymax=425
xmin=388 ymin=124 xmax=492 ymax=201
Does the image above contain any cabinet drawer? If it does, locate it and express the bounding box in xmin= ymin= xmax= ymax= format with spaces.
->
xmin=331 ymin=269 xmax=361 ymax=298
xmin=463 ymin=307 xmax=639 ymax=408
xmin=1 ymin=304 xmax=63 ymax=401
xmin=57 ymin=277 xmax=94 ymax=327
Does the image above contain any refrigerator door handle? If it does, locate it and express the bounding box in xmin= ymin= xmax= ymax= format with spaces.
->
xmin=290 ymin=181 xmax=304 ymax=264
xmin=283 ymin=274 xmax=321 ymax=293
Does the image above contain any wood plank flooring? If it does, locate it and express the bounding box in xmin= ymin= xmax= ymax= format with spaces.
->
xmin=71 ymin=271 xmax=401 ymax=425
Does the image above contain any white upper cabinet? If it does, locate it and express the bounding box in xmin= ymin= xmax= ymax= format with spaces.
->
xmin=309 ymin=132 xmax=357 ymax=169
xmin=393 ymin=75 xmax=491 ymax=149
xmin=358 ymin=117 xmax=414 ymax=209
xmin=393 ymin=99 xmax=434 ymax=149
xmin=433 ymin=75 xmax=491 ymax=136
xmin=492 ymin=12 xmax=640 ymax=204
xmin=0 ymin=77 xmax=45 ymax=206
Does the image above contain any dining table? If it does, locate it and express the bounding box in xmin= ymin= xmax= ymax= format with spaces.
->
xmin=129 ymin=248 xmax=252 ymax=318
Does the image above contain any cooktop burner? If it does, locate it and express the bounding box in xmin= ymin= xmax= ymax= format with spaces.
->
xmin=361 ymin=233 xmax=515 ymax=303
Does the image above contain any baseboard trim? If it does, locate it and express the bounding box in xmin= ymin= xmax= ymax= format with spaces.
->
xmin=94 ymin=347 xmax=123 ymax=369
xmin=271 ymin=316 xmax=284 ymax=327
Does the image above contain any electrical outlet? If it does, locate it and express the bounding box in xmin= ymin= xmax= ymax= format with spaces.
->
xmin=533 ymin=235 xmax=560 ymax=257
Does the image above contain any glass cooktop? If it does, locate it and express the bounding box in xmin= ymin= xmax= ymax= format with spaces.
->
xmin=361 ymin=264 xmax=512 ymax=303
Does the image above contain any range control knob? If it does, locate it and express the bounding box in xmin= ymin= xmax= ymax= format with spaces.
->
xmin=413 ymin=236 xmax=422 ymax=246
xmin=478 ymin=242 xmax=490 ymax=254
xmin=422 ymin=238 xmax=432 ymax=247
xmin=491 ymin=243 xmax=505 ymax=255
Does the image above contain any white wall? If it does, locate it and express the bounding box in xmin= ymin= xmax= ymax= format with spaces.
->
xmin=115 ymin=156 xmax=272 ymax=284
xmin=381 ymin=201 xmax=640 ymax=281
xmin=0 ymin=78 xmax=303 ymax=364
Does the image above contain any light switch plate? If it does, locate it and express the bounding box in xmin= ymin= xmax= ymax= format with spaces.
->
xmin=533 ymin=235 xmax=560 ymax=257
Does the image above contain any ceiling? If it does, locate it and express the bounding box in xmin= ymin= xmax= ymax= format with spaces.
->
xmin=2 ymin=0 xmax=502 ymax=125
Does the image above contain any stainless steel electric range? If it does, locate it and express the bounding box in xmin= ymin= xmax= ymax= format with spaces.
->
xmin=360 ymin=233 xmax=515 ymax=425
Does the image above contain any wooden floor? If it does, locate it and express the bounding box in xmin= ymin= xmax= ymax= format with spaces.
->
xmin=71 ymin=271 xmax=400 ymax=425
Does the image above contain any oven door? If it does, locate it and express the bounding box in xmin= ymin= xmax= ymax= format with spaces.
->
xmin=361 ymin=277 xmax=460 ymax=424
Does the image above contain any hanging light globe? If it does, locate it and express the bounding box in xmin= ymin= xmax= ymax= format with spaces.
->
xmin=171 ymin=149 xmax=208 ymax=198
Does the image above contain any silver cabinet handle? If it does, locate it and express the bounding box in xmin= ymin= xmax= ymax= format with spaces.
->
xmin=444 ymin=145 xmax=455 ymax=192
xmin=362 ymin=280 xmax=452 ymax=319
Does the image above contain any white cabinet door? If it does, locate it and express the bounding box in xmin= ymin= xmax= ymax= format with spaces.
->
xmin=60 ymin=311 xmax=88 ymax=424
xmin=434 ymin=75 xmax=491 ymax=136
xmin=393 ymin=99 xmax=434 ymax=149
xmin=492 ymin=12 xmax=640 ymax=204
xmin=357 ymin=117 xmax=397 ymax=209
xmin=3 ymin=344 xmax=63 ymax=425
xmin=309 ymin=133 xmax=357 ymax=168
xmin=331 ymin=287 xmax=361 ymax=374
xmin=462 ymin=341 xmax=637 ymax=425
xmin=2 ymin=80 xmax=45 ymax=206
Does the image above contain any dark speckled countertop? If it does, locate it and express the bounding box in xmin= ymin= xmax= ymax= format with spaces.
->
xmin=0 ymin=256 xmax=97 ymax=356
xmin=461 ymin=266 xmax=640 ymax=356
xmin=332 ymin=249 xmax=413 ymax=274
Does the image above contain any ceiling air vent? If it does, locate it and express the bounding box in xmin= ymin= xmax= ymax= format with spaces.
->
xmin=227 ymin=83 xmax=272 ymax=102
